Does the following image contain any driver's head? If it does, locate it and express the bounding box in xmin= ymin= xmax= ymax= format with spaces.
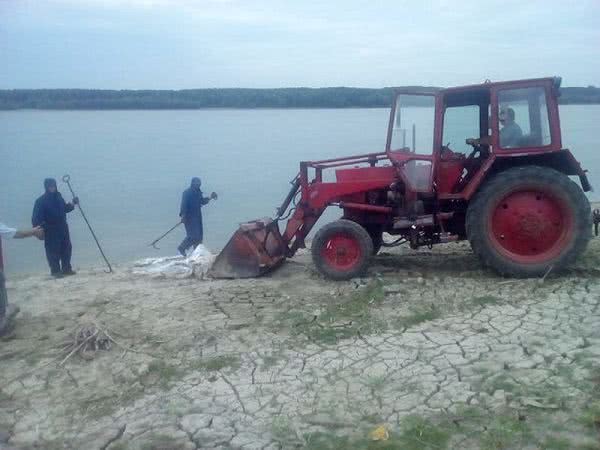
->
xmin=499 ymin=107 xmax=515 ymax=125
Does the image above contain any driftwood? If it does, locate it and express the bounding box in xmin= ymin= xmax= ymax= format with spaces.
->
xmin=60 ymin=322 xmax=115 ymax=365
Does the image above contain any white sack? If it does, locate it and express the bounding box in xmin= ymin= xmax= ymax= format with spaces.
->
xmin=133 ymin=245 xmax=216 ymax=279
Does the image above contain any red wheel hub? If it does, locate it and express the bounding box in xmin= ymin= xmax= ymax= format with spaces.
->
xmin=489 ymin=189 xmax=572 ymax=263
xmin=321 ymin=233 xmax=362 ymax=271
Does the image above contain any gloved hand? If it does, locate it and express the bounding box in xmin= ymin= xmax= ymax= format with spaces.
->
xmin=210 ymin=192 xmax=218 ymax=200
xmin=72 ymin=197 xmax=79 ymax=205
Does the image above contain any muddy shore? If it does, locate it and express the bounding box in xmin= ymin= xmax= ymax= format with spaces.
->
xmin=1 ymin=236 xmax=600 ymax=449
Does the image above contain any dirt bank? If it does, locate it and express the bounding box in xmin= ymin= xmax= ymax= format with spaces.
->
xmin=1 ymin=238 xmax=600 ymax=450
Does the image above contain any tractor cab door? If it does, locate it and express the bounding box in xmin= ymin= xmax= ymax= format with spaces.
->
xmin=437 ymin=88 xmax=492 ymax=195
xmin=386 ymin=93 xmax=438 ymax=195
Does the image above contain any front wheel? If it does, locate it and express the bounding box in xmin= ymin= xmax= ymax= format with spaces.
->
xmin=312 ymin=220 xmax=373 ymax=280
xmin=466 ymin=166 xmax=591 ymax=277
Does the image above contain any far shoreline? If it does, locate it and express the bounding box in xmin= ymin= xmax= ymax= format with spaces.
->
xmin=2 ymin=85 xmax=599 ymax=110
xmin=2 ymin=103 xmax=600 ymax=112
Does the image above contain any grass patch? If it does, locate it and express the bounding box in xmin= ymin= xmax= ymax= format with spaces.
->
xmin=540 ymin=436 xmax=573 ymax=450
xmin=395 ymin=415 xmax=451 ymax=450
xmin=295 ymin=402 xmax=599 ymax=450
xmin=580 ymin=402 xmax=600 ymax=431
xmin=302 ymin=415 xmax=450 ymax=450
xmin=365 ymin=375 xmax=387 ymax=391
xmin=146 ymin=360 xmax=181 ymax=387
xmin=191 ymin=355 xmax=240 ymax=372
xmin=472 ymin=295 xmax=502 ymax=307
xmin=479 ymin=414 xmax=531 ymax=450
xmin=108 ymin=443 xmax=128 ymax=450
xmin=394 ymin=306 xmax=440 ymax=330
xmin=140 ymin=433 xmax=179 ymax=450
xmin=261 ymin=354 xmax=282 ymax=371
xmin=271 ymin=416 xmax=297 ymax=444
xmin=360 ymin=412 xmax=384 ymax=424
xmin=278 ymin=280 xmax=387 ymax=344
xmin=76 ymin=382 xmax=147 ymax=419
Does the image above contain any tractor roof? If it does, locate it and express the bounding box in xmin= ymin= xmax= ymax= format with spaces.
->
xmin=393 ymin=77 xmax=561 ymax=96
xmin=443 ymin=76 xmax=561 ymax=93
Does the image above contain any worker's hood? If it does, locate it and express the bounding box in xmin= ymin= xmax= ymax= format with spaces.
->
xmin=44 ymin=178 xmax=57 ymax=193
xmin=190 ymin=177 xmax=202 ymax=190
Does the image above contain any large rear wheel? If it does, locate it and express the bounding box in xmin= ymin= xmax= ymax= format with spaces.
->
xmin=312 ymin=220 xmax=373 ymax=280
xmin=466 ymin=166 xmax=591 ymax=277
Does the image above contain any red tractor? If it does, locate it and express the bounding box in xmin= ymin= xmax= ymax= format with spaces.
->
xmin=212 ymin=77 xmax=592 ymax=280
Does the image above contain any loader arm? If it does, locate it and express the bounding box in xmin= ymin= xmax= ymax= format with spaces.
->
xmin=210 ymin=152 xmax=393 ymax=278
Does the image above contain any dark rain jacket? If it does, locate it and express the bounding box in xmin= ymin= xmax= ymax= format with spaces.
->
xmin=32 ymin=191 xmax=74 ymax=247
xmin=179 ymin=187 xmax=210 ymax=240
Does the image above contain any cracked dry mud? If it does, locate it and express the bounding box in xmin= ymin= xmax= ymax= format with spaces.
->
xmin=1 ymin=239 xmax=600 ymax=450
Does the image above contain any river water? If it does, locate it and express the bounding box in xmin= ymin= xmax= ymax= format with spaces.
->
xmin=1 ymin=105 xmax=599 ymax=274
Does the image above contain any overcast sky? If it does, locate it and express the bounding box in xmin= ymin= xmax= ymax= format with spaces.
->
xmin=1 ymin=0 xmax=598 ymax=89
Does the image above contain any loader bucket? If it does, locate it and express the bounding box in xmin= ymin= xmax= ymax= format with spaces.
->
xmin=210 ymin=218 xmax=287 ymax=278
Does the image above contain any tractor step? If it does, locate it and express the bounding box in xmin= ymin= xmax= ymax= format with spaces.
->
xmin=393 ymin=214 xmax=434 ymax=229
xmin=393 ymin=211 xmax=454 ymax=229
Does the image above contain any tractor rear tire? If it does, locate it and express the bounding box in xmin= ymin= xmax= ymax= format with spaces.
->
xmin=312 ymin=220 xmax=373 ymax=280
xmin=466 ymin=166 xmax=591 ymax=277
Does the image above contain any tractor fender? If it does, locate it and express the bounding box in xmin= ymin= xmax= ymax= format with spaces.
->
xmin=465 ymin=150 xmax=592 ymax=201
xmin=489 ymin=150 xmax=592 ymax=192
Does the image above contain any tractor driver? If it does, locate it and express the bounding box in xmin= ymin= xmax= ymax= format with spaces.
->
xmin=499 ymin=106 xmax=523 ymax=148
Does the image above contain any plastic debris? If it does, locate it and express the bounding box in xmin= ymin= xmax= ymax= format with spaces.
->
xmin=369 ymin=424 xmax=389 ymax=441
xmin=133 ymin=244 xmax=215 ymax=279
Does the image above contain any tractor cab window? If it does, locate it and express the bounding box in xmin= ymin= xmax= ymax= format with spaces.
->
xmin=498 ymin=87 xmax=551 ymax=149
xmin=391 ymin=94 xmax=435 ymax=154
xmin=442 ymin=105 xmax=480 ymax=155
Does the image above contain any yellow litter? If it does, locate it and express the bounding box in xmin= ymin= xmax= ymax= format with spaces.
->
xmin=369 ymin=424 xmax=389 ymax=441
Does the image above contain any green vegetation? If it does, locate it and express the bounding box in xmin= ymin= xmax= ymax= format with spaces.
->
xmin=280 ymin=280 xmax=387 ymax=344
xmin=146 ymin=360 xmax=181 ymax=387
xmin=580 ymin=401 xmax=600 ymax=431
xmin=2 ymin=86 xmax=598 ymax=110
xmin=0 ymin=87 xmax=397 ymax=110
xmin=394 ymin=306 xmax=440 ymax=330
xmin=191 ymin=355 xmax=240 ymax=372
xmin=472 ymin=295 xmax=502 ymax=306
xmin=277 ymin=280 xmax=445 ymax=344
xmin=140 ymin=433 xmax=179 ymax=450
xmin=539 ymin=436 xmax=573 ymax=450
xmin=395 ymin=415 xmax=451 ymax=450
xmin=478 ymin=414 xmax=531 ymax=450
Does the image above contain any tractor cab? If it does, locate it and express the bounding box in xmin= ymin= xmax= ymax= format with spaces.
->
xmin=386 ymin=77 xmax=571 ymax=200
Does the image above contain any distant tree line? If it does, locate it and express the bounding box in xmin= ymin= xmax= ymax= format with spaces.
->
xmin=0 ymin=86 xmax=598 ymax=110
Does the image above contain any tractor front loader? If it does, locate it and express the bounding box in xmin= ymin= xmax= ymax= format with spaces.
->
xmin=211 ymin=77 xmax=593 ymax=280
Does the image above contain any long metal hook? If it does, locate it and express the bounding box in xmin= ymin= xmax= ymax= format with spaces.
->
xmin=148 ymin=222 xmax=182 ymax=250
xmin=62 ymin=174 xmax=113 ymax=273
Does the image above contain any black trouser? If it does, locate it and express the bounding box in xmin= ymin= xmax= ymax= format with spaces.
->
xmin=45 ymin=232 xmax=72 ymax=274
xmin=178 ymin=235 xmax=202 ymax=254
xmin=178 ymin=218 xmax=203 ymax=254
xmin=0 ymin=271 xmax=6 ymax=318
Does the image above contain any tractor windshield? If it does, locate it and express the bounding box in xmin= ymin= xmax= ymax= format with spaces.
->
xmin=390 ymin=94 xmax=435 ymax=154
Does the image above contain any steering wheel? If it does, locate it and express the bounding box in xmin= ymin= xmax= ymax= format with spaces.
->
xmin=441 ymin=142 xmax=453 ymax=156
xmin=465 ymin=138 xmax=481 ymax=160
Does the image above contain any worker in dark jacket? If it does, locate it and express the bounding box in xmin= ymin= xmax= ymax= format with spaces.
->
xmin=178 ymin=177 xmax=217 ymax=256
xmin=32 ymin=178 xmax=79 ymax=277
